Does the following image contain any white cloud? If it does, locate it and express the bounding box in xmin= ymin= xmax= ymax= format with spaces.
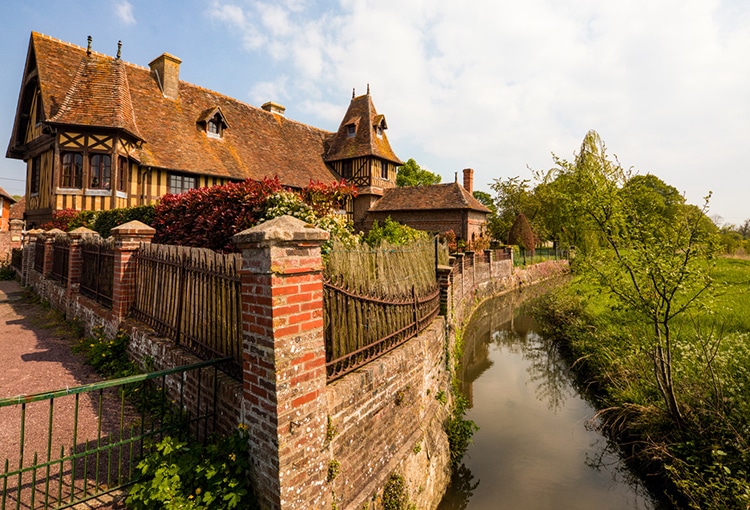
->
xmin=114 ymin=0 xmax=136 ymax=25
xmin=207 ymin=0 xmax=750 ymax=224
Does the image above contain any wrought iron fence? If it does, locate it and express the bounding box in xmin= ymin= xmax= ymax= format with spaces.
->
xmin=0 ymin=358 xmax=229 ymax=510
xmin=11 ymin=248 xmax=22 ymax=271
xmin=324 ymin=282 xmax=440 ymax=381
xmin=33 ymin=237 xmax=45 ymax=274
xmin=131 ymin=244 xmax=243 ymax=380
xmin=80 ymin=238 xmax=115 ymax=308
xmin=50 ymin=237 xmax=71 ymax=285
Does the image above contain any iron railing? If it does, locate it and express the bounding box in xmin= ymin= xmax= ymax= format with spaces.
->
xmin=79 ymin=238 xmax=115 ymax=308
xmin=324 ymin=282 xmax=440 ymax=381
xmin=49 ymin=237 xmax=70 ymax=286
xmin=33 ymin=238 xmax=45 ymax=274
xmin=0 ymin=357 xmax=230 ymax=510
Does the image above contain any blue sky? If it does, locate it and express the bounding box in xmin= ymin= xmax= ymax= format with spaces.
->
xmin=1 ymin=0 xmax=748 ymax=225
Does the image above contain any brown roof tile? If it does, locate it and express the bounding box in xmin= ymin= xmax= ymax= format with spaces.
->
xmin=0 ymin=186 xmax=16 ymax=203
xmin=324 ymin=92 xmax=402 ymax=165
xmin=369 ymin=182 xmax=491 ymax=213
xmin=10 ymin=197 xmax=25 ymax=219
xmin=30 ymin=32 xmax=339 ymax=188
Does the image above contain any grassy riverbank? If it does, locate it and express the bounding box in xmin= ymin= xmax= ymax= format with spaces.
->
xmin=535 ymin=257 xmax=750 ymax=509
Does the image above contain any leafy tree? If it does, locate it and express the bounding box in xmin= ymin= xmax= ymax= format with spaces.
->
xmin=396 ymin=158 xmax=442 ymax=187
xmin=551 ymin=130 xmax=718 ymax=424
xmin=488 ymin=176 xmax=540 ymax=243
xmin=472 ymin=191 xmax=496 ymax=214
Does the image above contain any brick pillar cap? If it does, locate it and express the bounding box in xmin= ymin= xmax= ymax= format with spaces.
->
xmin=9 ymin=219 xmax=24 ymax=227
xmin=45 ymin=228 xmax=65 ymax=238
xmin=69 ymin=226 xmax=99 ymax=239
xmin=437 ymin=264 xmax=453 ymax=274
xmin=110 ymin=220 xmax=156 ymax=236
xmin=233 ymin=215 xmax=329 ymax=246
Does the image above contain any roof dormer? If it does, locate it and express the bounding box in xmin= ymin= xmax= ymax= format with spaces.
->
xmin=197 ymin=107 xmax=229 ymax=139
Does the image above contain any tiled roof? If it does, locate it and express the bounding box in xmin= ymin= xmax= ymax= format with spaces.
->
xmin=369 ymin=182 xmax=491 ymax=213
xmin=10 ymin=197 xmax=25 ymax=219
xmin=29 ymin=32 xmax=338 ymax=188
xmin=324 ymin=92 xmax=402 ymax=165
xmin=0 ymin=186 xmax=16 ymax=203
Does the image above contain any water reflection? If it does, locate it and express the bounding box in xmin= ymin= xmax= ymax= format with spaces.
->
xmin=439 ymin=282 xmax=661 ymax=510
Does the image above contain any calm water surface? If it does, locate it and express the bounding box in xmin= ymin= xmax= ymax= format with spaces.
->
xmin=438 ymin=287 xmax=662 ymax=510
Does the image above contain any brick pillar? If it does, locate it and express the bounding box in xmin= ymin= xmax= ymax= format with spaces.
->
xmin=233 ymin=215 xmax=329 ymax=510
xmin=9 ymin=219 xmax=23 ymax=250
xmin=67 ymin=227 xmax=98 ymax=297
xmin=42 ymin=229 xmax=65 ymax=276
xmin=437 ymin=264 xmax=453 ymax=316
xmin=110 ymin=221 xmax=155 ymax=321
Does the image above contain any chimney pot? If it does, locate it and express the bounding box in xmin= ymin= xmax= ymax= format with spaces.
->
xmin=463 ymin=168 xmax=474 ymax=194
xmin=149 ymin=53 xmax=181 ymax=100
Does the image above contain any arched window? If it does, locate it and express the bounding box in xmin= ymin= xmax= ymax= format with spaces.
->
xmin=89 ymin=154 xmax=111 ymax=190
xmin=61 ymin=152 xmax=83 ymax=188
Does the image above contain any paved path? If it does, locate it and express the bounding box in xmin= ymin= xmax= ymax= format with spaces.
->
xmin=0 ymin=279 xmax=126 ymax=509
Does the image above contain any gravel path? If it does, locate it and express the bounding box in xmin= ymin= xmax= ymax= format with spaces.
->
xmin=0 ymin=279 xmax=128 ymax=509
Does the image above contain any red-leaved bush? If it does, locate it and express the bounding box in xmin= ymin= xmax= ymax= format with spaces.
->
xmin=151 ymin=178 xmax=357 ymax=252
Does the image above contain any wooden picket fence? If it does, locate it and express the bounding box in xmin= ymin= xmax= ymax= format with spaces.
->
xmin=323 ymin=237 xmax=443 ymax=381
xmin=130 ymin=244 xmax=243 ymax=379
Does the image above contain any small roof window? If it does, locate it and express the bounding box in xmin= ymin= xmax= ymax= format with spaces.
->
xmin=197 ymin=107 xmax=229 ymax=138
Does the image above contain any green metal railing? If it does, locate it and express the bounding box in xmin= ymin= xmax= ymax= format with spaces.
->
xmin=0 ymin=357 xmax=231 ymax=509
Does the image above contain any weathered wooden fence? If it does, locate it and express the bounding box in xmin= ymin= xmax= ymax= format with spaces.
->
xmin=323 ymin=237 xmax=442 ymax=381
xmin=130 ymin=244 xmax=243 ymax=379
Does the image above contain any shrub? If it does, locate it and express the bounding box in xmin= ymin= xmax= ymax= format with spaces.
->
xmin=92 ymin=205 xmax=155 ymax=237
xmin=364 ymin=217 xmax=427 ymax=247
xmin=41 ymin=208 xmax=81 ymax=231
xmin=127 ymin=427 xmax=254 ymax=510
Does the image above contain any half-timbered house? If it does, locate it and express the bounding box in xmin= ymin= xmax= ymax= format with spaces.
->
xmin=7 ymin=32 xmax=487 ymax=238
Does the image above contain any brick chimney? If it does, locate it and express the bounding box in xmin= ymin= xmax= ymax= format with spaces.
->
xmin=261 ymin=101 xmax=286 ymax=116
xmin=463 ymin=168 xmax=474 ymax=193
xmin=149 ymin=53 xmax=181 ymax=100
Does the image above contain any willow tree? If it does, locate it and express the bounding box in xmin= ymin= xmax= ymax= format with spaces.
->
xmin=551 ymin=130 xmax=717 ymax=424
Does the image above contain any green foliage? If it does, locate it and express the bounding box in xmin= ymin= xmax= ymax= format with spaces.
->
xmin=488 ymin=176 xmax=540 ymax=243
xmin=445 ymin=393 xmax=479 ymax=470
xmin=0 ymin=263 xmax=15 ymax=280
xmin=127 ymin=427 xmax=253 ymax=510
xmin=534 ymin=258 xmax=750 ymax=509
xmin=507 ymin=213 xmax=535 ymax=250
xmin=472 ymin=191 xmax=496 ymax=214
xmin=396 ymin=158 xmax=442 ymax=187
xmin=92 ymin=205 xmax=155 ymax=237
xmin=327 ymin=460 xmax=341 ymax=483
xmin=381 ymin=473 xmax=415 ymax=510
xmin=73 ymin=327 xmax=138 ymax=378
xmin=364 ymin=217 xmax=427 ymax=247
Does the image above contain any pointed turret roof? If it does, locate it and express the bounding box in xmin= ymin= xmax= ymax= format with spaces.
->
xmin=48 ymin=51 xmax=142 ymax=139
xmin=325 ymin=89 xmax=402 ymax=165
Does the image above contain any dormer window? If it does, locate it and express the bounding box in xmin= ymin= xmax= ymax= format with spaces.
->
xmin=198 ymin=107 xmax=229 ymax=139
xmin=346 ymin=124 xmax=356 ymax=138
xmin=376 ymin=125 xmax=383 ymax=137
xmin=207 ymin=114 xmax=223 ymax=138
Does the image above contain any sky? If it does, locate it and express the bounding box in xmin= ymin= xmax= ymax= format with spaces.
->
xmin=0 ymin=0 xmax=748 ymax=225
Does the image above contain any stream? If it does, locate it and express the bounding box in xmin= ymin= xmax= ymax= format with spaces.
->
xmin=438 ymin=283 xmax=665 ymax=510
